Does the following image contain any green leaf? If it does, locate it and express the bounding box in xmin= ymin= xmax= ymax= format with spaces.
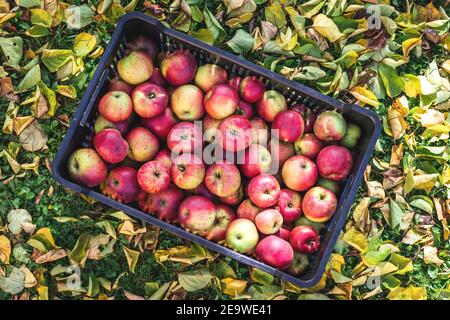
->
xmin=203 ymin=7 xmax=225 ymax=41
xmin=178 ymin=268 xmax=212 ymax=292
xmin=41 ymin=49 xmax=74 ymax=73
xmin=87 ymin=273 xmax=100 ymax=297
xmin=0 ymin=267 xmax=25 ymax=295
xmin=250 ymin=268 xmax=274 ymax=285
xmin=390 ymin=199 xmax=404 ymax=231
xmin=190 ymin=29 xmax=215 ymax=45
xmin=292 ymin=66 xmax=327 ymax=81
xmin=16 ymin=0 xmax=41 ymax=8
xmin=0 ymin=36 xmax=23 ymax=67
xmin=18 ymin=64 xmax=41 ymax=91
xmin=73 ymin=32 xmax=97 ymax=57
xmin=30 ymin=8 xmax=52 ymax=27
xmin=25 ymin=25 xmax=51 ymax=38
xmin=378 ymin=63 xmax=404 ymax=98
xmin=265 ymin=3 xmax=286 ymax=28
xmin=227 ymin=29 xmax=254 ymax=53
xmin=69 ymin=233 xmax=90 ymax=265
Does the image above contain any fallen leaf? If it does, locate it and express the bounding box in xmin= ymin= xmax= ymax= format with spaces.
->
xmin=123 ymin=246 xmax=140 ymax=273
xmin=387 ymin=286 xmax=427 ymax=300
xmin=18 ymin=120 xmax=48 ymax=151
xmin=312 ymin=14 xmax=344 ymax=43
xmin=423 ymin=246 xmax=443 ymax=266
xmin=178 ymin=268 xmax=212 ymax=292
xmin=0 ymin=235 xmax=11 ymax=264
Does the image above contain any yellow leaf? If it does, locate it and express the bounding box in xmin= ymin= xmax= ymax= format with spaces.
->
xmin=88 ymin=46 xmax=104 ymax=59
xmin=388 ymin=106 xmax=407 ymax=140
xmin=36 ymin=227 xmax=57 ymax=248
xmin=30 ymin=8 xmax=52 ymax=28
xmin=221 ymin=278 xmax=247 ymax=296
xmin=73 ymin=32 xmax=97 ymax=57
xmin=442 ymin=60 xmax=450 ymax=74
xmin=341 ymin=227 xmax=368 ymax=252
xmin=37 ymin=286 xmax=49 ymax=300
xmin=123 ymin=246 xmax=140 ymax=274
xmin=13 ymin=116 xmax=35 ymax=136
xmin=349 ymin=86 xmax=380 ymax=107
xmin=326 ymin=253 xmax=345 ymax=274
xmin=387 ymin=286 xmax=427 ymax=300
xmin=56 ymin=85 xmax=77 ymax=99
xmin=312 ymin=14 xmax=344 ymax=43
xmin=0 ymin=235 xmax=11 ymax=264
xmin=413 ymin=173 xmax=439 ymax=192
xmin=21 ymin=266 xmax=37 ymax=288
xmin=402 ymin=74 xmax=421 ymax=97
xmin=402 ymin=38 xmax=422 ymax=61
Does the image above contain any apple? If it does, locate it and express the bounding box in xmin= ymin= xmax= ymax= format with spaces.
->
xmin=137 ymin=160 xmax=170 ymax=194
xmin=189 ymin=182 xmax=215 ymax=201
xmin=178 ymin=195 xmax=216 ymax=235
xmin=314 ymin=110 xmax=347 ymax=141
xmin=240 ymin=144 xmax=272 ymax=178
xmin=204 ymin=84 xmax=239 ymax=120
xmin=148 ymin=67 xmax=166 ymax=86
xmin=228 ymin=76 xmax=241 ymax=91
xmin=268 ymin=140 xmax=295 ymax=169
xmin=237 ymin=199 xmax=262 ymax=222
xmin=167 ymin=122 xmax=203 ymax=155
xmin=202 ymin=114 xmax=221 ymax=143
xmin=67 ymin=148 xmax=107 ymax=187
xmin=217 ymin=115 xmax=252 ymax=152
xmin=256 ymin=90 xmax=287 ymax=122
xmin=101 ymin=166 xmax=142 ymax=203
xmin=126 ymin=35 xmax=159 ymax=61
xmin=160 ymin=49 xmax=197 ymax=86
xmin=132 ymin=82 xmax=168 ymax=118
xmin=108 ymin=77 xmax=133 ymax=95
xmin=317 ymin=177 xmax=340 ymax=195
xmin=226 ymin=218 xmax=259 ymax=253
xmin=291 ymin=104 xmax=316 ymax=133
xmin=118 ymin=51 xmax=154 ymax=85
xmin=138 ymin=183 xmax=184 ymax=222
xmin=287 ymin=252 xmax=309 ymax=276
xmin=218 ymin=185 xmax=244 ymax=206
xmin=294 ymin=216 xmax=323 ymax=234
xmin=272 ymin=110 xmax=304 ymax=142
xmin=290 ymin=225 xmax=320 ymax=254
xmin=171 ymin=153 xmax=205 ymax=190
xmin=98 ymin=91 xmax=133 ymax=123
xmin=294 ymin=133 xmax=324 ymax=160
xmin=281 ymin=155 xmax=318 ymax=192
xmin=206 ymin=204 xmax=236 ymax=242
xmin=239 ymin=76 xmax=265 ymax=103
xmin=302 ymin=186 xmax=337 ymax=223
xmin=274 ymin=226 xmax=291 ymax=242
xmin=126 ymin=127 xmax=159 ymax=162
xmin=205 ymin=163 xmax=241 ymax=197
xmin=154 ymin=149 xmax=173 ymax=170
xmin=141 ymin=106 xmax=178 ymax=140
xmin=255 ymin=235 xmax=293 ymax=269
xmin=250 ymin=117 xmax=269 ymax=145
xmin=195 ymin=64 xmax=228 ymax=92
xmin=93 ymin=128 xmax=129 ymax=164
xmin=341 ymin=123 xmax=361 ymax=149
xmin=94 ymin=116 xmax=129 ymax=136
xmin=254 ymin=209 xmax=283 ymax=235
xmin=235 ymin=100 xmax=254 ymax=118
xmin=171 ymin=84 xmax=205 ymax=121
xmin=278 ymin=188 xmax=302 ymax=223
xmin=316 ymin=145 xmax=353 ymax=181
xmin=247 ymin=174 xmax=281 ymax=208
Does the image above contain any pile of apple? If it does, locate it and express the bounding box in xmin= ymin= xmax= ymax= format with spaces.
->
xmin=66 ymin=35 xmax=362 ymax=276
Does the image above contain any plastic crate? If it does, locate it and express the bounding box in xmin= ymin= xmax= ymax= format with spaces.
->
xmin=52 ymin=12 xmax=381 ymax=288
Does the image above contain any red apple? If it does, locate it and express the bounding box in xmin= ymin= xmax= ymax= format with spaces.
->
xmin=101 ymin=166 xmax=141 ymax=203
xmin=250 ymin=117 xmax=269 ymax=145
xmin=316 ymin=145 xmax=353 ymax=181
xmin=141 ymin=106 xmax=178 ymax=140
xmin=178 ymin=195 xmax=216 ymax=235
xmin=206 ymin=204 xmax=236 ymax=242
xmin=67 ymin=148 xmax=107 ymax=187
xmin=204 ymin=84 xmax=239 ymax=120
xmin=268 ymin=140 xmax=295 ymax=169
xmin=272 ymin=110 xmax=304 ymax=142
xmin=160 ymin=49 xmax=197 ymax=86
xmin=118 ymin=50 xmax=154 ymax=85
xmin=247 ymin=174 xmax=281 ymax=208
xmin=278 ymin=189 xmax=302 ymax=223
xmin=94 ymin=116 xmax=129 ymax=136
xmin=290 ymin=225 xmax=320 ymax=254
xmin=126 ymin=127 xmax=159 ymax=162
xmin=274 ymin=226 xmax=291 ymax=242
xmin=256 ymin=90 xmax=287 ymax=122
xmin=254 ymin=209 xmax=283 ymax=235
xmin=235 ymin=100 xmax=254 ymax=118
xmin=154 ymin=149 xmax=172 ymax=170
xmin=202 ymin=114 xmax=221 ymax=143
xmin=294 ymin=133 xmax=324 ymax=160
xmin=255 ymin=235 xmax=294 ymax=269
xmin=167 ymin=122 xmax=203 ymax=155
xmin=228 ymin=76 xmax=241 ymax=91
xmin=132 ymin=82 xmax=168 ymax=119
xmin=126 ymin=35 xmax=159 ymax=61
xmin=240 ymin=144 xmax=272 ymax=178
xmin=171 ymin=153 xmax=205 ymax=190
xmin=237 ymin=199 xmax=262 ymax=222
xmin=171 ymin=84 xmax=205 ymax=121
xmin=287 ymin=252 xmax=309 ymax=276
xmin=226 ymin=218 xmax=259 ymax=253
xmin=205 ymin=163 xmax=241 ymax=197
xmin=217 ymin=115 xmax=252 ymax=152
xmin=148 ymin=67 xmax=165 ymax=86
xmin=108 ymin=77 xmax=133 ymax=95
xmin=195 ymin=64 xmax=228 ymax=92
xmin=291 ymin=104 xmax=316 ymax=133
xmin=218 ymin=185 xmax=244 ymax=206
xmin=138 ymin=183 xmax=184 ymax=222
xmin=314 ymin=110 xmax=347 ymax=141
xmin=281 ymin=155 xmax=318 ymax=192
xmin=189 ymin=182 xmax=215 ymax=201
xmin=239 ymin=76 xmax=265 ymax=103
xmin=98 ymin=91 xmax=133 ymax=123
xmin=302 ymin=186 xmax=337 ymax=222
xmin=137 ymin=160 xmax=170 ymax=194
xmin=94 ymin=128 xmax=129 ymax=164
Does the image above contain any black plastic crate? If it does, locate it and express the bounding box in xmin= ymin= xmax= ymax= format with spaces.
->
xmin=52 ymin=12 xmax=381 ymax=288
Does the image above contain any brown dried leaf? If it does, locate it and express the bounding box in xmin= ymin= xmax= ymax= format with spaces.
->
xmin=34 ymin=249 xmax=67 ymax=264
xmin=390 ymin=144 xmax=403 ymax=166
xmin=18 ymin=120 xmax=48 ymax=152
